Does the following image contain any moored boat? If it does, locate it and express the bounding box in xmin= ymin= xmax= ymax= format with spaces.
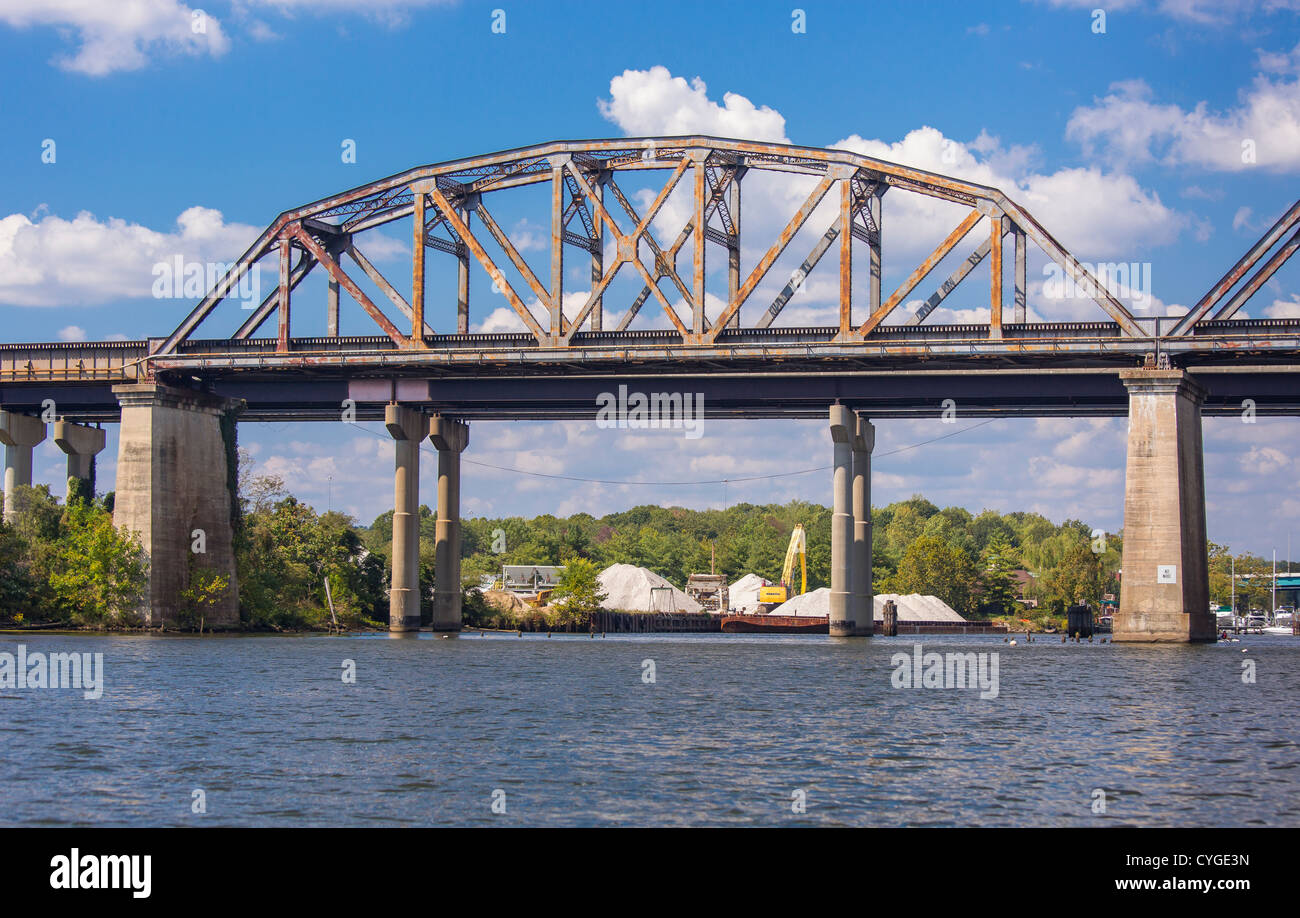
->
xmin=721 ymin=614 xmax=828 ymax=634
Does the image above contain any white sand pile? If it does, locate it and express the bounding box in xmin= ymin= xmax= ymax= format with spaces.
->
xmin=728 ymin=573 xmax=772 ymax=611
xmin=771 ymin=587 xmax=831 ymax=617
xmin=480 ymin=589 xmax=531 ymax=614
xmin=598 ymin=563 xmax=702 ymax=613
xmin=874 ymin=593 xmax=965 ymax=622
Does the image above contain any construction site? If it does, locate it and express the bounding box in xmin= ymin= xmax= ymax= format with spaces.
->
xmin=476 ymin=525 xmax=1006 ymax=635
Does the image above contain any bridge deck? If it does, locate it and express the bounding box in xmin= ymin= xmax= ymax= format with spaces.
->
xmin=1 ymin=323 xmax=1297 ymax=421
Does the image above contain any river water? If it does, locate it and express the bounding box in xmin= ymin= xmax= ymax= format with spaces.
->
xmin=1 ymin=631 xmax=1296 ymax=827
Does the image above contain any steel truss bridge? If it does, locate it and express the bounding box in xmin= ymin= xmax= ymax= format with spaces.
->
xmin=1 ymin=137 xmax=1297 ymax=421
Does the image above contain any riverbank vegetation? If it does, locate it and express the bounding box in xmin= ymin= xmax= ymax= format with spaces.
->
xmin=0 ymin=464 xmax=1283 ymax=630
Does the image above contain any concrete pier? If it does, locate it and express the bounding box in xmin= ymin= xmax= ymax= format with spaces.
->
xmin=385 ymin=404 xmax=425 ymax=632
xmin=112 ymin=384 xmax=240 ymax=627
xmin=0 ymin=410 xmax=45 ymax=524
xmin=53 ymin=419 xmax=106 ymax=490
xmin=430 ymin=415 xmax=469 ymax=632
xmin=829 ymin=405 xmax=854 ymax=636
xmin=1115 ymin=369 xmax=1214 ymax=642
xmin=851 ymin=413 xmax=875 ymax=636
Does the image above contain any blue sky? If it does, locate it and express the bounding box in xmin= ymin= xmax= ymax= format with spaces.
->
xmin=1 ymin=0 xmax=1297 ymax=557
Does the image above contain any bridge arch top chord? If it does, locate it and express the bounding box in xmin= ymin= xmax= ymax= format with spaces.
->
xmin=155 ymin=137 xmax=1279 ymax=358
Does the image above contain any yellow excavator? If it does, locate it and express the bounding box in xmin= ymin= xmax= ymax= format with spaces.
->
xmin=757 ymin=524 xmax=806 ymax=609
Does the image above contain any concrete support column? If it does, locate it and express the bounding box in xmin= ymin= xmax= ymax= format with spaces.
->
xmin=0 ymin=410 xmax=46 ymax=524
xmin=112 ymin=384 xmax=240 ymax=627
xmin=829 ymin=405 xmax=854 ymax=636
xmin=1116 ymin=369 xmax=1214 ymax=642
xmin=385 ymin=404 xmax=425 ymax=632
xmin=54 ymin=419 xmax=106 ymax=488
xmin=430 ymin=415 xmax=469 ymax=632
xmin=851 ymin=413 xmax=875 ymax=636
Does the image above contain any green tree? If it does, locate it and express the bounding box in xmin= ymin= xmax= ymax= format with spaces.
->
xmin=1044 ymin=539 xmax=1104 ymax=606
xmin=979 ymin=534 xmax=1021 ymax=615
xmin=44 ymin=500 xmax=148 ymax=625
xmin=889 ymin=534 xmax=979 ymax=615
xmin=550 ymin=557 xmax=607 ymax=624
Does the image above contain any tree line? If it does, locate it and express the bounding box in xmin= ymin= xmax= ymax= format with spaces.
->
xmin=0 ymin=460 xmax=1283 ymax=628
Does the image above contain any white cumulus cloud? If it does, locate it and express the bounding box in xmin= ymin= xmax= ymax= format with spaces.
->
xmin=0 ymin=0 xmax=229 ymax=75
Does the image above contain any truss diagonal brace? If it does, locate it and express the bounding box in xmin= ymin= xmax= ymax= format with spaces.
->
xmin=426 ymin=186 xmax=549 ymax=342
xmin=290 ymin=225 xmax=406 ymax=346
xmin=1211 ymin=225 xmax=1300 ymax=321
xmin=757 ymin=222 xmax=840 ymax=328
xmin=1169 ymin=199 xmax=1300 ymax=334
xmin=234 ymin=252 xmax=316 ymax=339
xmin=706 ymin=167 xmax=845 ymax=342
xmin=856 ymin=207 xmax=984 ymax=336
xmin=346 ymin=243 xmax=434 ymax=337
xmin=906 ymin=236 xmax=992 ymax=325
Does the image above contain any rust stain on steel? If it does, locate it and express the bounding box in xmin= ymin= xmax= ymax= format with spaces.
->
xmin=839 ymin=179 xmax=853 ymax=334
xmin=426 ymin=185 xmax=549 ymax=343
xmin=410 ymin=186 xmax=427 ymax=348
xmin=707 ymin=170 xmax=839 ymax=340
xmin=858 ymin=208 xmax=983 ymax=336
xmin=276 ymin=237 xmax=292 ymax=353
xmin=101 ymin=139 xmax=1299 ymax=360
xmin=290 ymin=225 xmax=407 ymax=346
xmin=989 ymin=218 xmax=1003 ymax=340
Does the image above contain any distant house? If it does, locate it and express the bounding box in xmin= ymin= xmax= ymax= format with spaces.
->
xmin=1010 ymin=569 xmax=1038 ymax=608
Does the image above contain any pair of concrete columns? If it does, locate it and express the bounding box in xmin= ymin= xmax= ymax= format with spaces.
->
xmin=829 ymin=405 xmax=874 ymax=637
xmin=1 ymin=409 xmax=106 ymax=524
xmin=385 ymin=405 xmax=468 ymax=633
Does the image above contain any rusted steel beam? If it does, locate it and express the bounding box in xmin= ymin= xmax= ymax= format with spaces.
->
xmin=693 ymin=158 xmax=707 ymax=335
xmin=994 ymin=196 xmax=1143 ymax=336
xmin=757 ymin=222 xmax=838 ymax=329
xmin=457 ymin=207 xmax=470 ymax=335
xmin=276 ymin=238 xmax=294 ymax=353
xmin=857 ymin=208 xmax=984 ymax=337
xmin=707 ymin=168 xmax=843 ymax=341
xmin=1014 ymin=225 xmax=1027 ymax=323
xmin=907 ymin=237 xmax=991 ymax=326
xmin=327 ymin=273 xmax=338 ymax=338
xmin=472 ymin=199 xmax=552 ymax=310
xmin=290 ymin=225 xmax=407 ymax=347
xmin=603 ymin=167 xmax=693 ymax=302
xmin=1171 ymin=199 xmax=1300 ymax=333
xmin=839 ymin=179 xmax=853 ymax=335
xmin=411 ymin=185 xmax=427 ymax=348
xmin=990 ymin=217 xmax=1004 ymax=340
xmin=1213 ymin=225 xmax=1300 ymax=320
xmin=346 ymin=243 xmax=433 ymax=337
xmin=869 ymin=188 xmax=883 ymax=319
xmin=727 ymin=168 xmax=743 ymax=327
xmin=590 ymin=172 xmax=605 ymax=331
xmin=426 ymin=186 xmax=548 ymax=342
xmin=157 ymin=221 xmax=283 ymax=355
xmin=234 ymin=253 xmax=315 ymax=340
xmin=550 ymin=160 xmax=566 ymax=337
xmin=566 ymin=164 xmax=690 ymax=337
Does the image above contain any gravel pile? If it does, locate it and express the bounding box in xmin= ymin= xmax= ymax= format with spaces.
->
xmin=874 ymin=593 xmax=965 ymax=622
xmin=767 ymin=590 xmax=967 ymax=621
xmin=598 ymin=563 xmax=703 ymax=613
xmin=727 ymin=573 xmax=771 ymax=611
xmin=771 ymin=588 xmax=831 ymax=617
